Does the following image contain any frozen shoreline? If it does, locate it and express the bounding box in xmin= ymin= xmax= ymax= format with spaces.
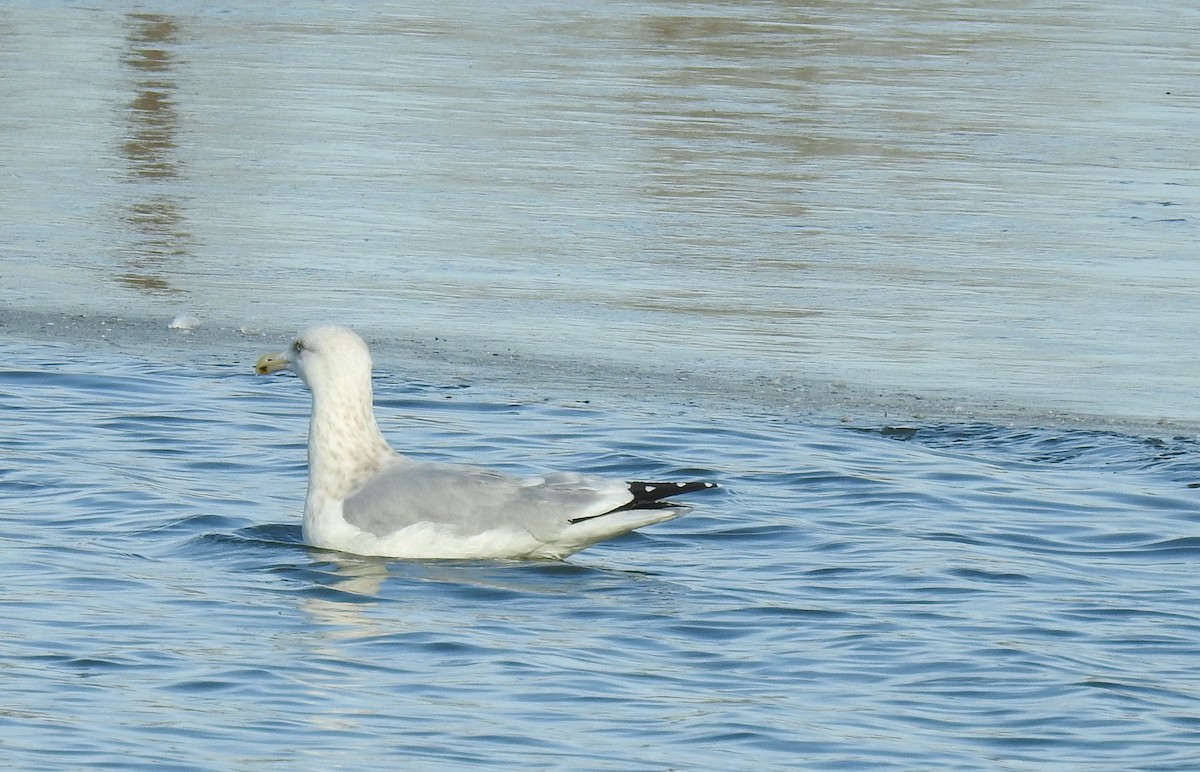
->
xmin=4 ymin=2 xmax=1196 ymax=444
xmin=3 ymin=305 xmax=1193 ymax=437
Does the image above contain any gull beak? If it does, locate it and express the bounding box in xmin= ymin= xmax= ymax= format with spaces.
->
xmin=255 ymin=352 xmax=291 ymax=375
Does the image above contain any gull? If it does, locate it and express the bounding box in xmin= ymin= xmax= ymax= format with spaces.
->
xmin=255 ymin=325 xmax=717 ymax=559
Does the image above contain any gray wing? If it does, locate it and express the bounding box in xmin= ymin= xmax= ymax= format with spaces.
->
xmin=341 ymin=459 xmax=633 ymax=539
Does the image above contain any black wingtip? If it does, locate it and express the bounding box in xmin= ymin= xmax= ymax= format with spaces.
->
xmin=628 ymin=481 xmax=719 ymax=502
xmin=568 ymin=480 xmax=719 ymax=524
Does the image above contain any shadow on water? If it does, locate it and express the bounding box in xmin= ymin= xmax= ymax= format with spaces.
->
xmin=195 ymin=521 xmax=665 ymax=591
xmin=858 ymin=422 xmax=1200 ymax=487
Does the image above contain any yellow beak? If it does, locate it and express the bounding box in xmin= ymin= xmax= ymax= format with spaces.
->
xmin=255 ymin=352 xmax=291 ymax=375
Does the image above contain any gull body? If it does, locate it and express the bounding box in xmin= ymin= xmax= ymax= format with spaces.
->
xmin=256 ymin=325 xmax=717 ymax=559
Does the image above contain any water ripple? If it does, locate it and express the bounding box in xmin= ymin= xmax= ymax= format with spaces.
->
xmin=2 ymin=341 xmax=1200 ymax=769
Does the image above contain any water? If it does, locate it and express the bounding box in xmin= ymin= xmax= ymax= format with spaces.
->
xmin=2 ymin=342 xmax=1199 ymax=770
xmin=2 ymin=1 xmax=1200 ymax=768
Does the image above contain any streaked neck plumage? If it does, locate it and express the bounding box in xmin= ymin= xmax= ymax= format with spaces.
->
xmin=303 ymin=364 xmax=394 ymax=504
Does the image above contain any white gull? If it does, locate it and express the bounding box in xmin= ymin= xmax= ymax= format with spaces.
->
xmin=255 ymin=325 xmax=717 ymax=559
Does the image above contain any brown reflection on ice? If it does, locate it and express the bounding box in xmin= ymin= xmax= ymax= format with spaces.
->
xmin=117 ymin=13 xmax=190 ymax=296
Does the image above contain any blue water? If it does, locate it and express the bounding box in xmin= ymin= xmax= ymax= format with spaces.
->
xmin=2 ymin=342 xmax=1199 ymax=769
xmin=3 ymin=0 xmax=1199 ymax=767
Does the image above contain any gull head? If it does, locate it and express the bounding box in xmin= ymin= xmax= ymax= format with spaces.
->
xmin=254 ymin=325 xmax=374 ymax=394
